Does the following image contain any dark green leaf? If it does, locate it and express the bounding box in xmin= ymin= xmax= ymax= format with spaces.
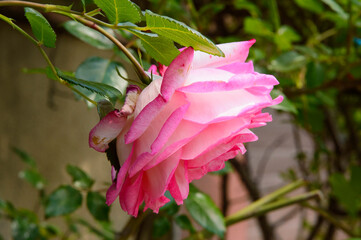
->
xmin=81 ymin=0 xmax=94 ymax=9
xmin=11 ymin=210 xmax=41 ymax=240
xmin=175 ymin=215 xmax=195 ymax=233
xmin=19 ymin=169 xmax=46 ymax=190
xmin=12 ymin=147 xmax=37 ymax=168
xmin=330 ymin=173 xmax=360 ymax=217
xmin=24 ymin=8 xmax=56 ymax=48
xmin=145 ymin=10 xmax=223 ymax=57
xmin=269 ymin=51 xmax=306 ymax=72
xmin=127 ymin=29 xmax=179 ymax=66
xmin=57 ymin=69 xmax=123 ymax=107
xmin=93 ymin=0 xmax=141 ymax=24
xmin=73 ymin=57 xmax=127 ymax=107
xmin=350 ymin=166 xmax=361 ymax=195
xmin=294 ymin=0 xmax=324 ymax=13
xmin=270 ymin=89 xmax=298 ymax=114
xmin=45 ymin=185 xmax=82 ymax=218
xmin=0 ymin=199 xmax=16 ymax=217
xmin=66 ymin=165 xmax=94 ymax=190
xmin=244 ymin=17 xmax=273 ymax=37
xmin=306 ymin=62 xmax=326 ymax=88
xmin=185 ymin=185 xmax=225 ymax=237
xmin=77 ymin=219 xmax=113 ymax=240
xmin=86 ymin=191 xmax=110 ymax=222
xmin=63 ymin=21 xmax=114 ymax=49
xmin=152 ymin=216 xmax=171 ymax=238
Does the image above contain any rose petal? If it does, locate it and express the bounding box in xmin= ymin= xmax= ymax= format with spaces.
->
xmin=161 ymin=47 xmax=194 ymax=101
xmin=192 ymin=39 xmax=256 ymax=69
xmin=89 ymin=110 xmax=127 ymax=152
xmin=168 ymin=160 xmax=189 ymax=205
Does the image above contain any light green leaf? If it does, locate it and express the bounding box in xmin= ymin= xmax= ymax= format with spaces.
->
xmin=269 ymin=51 xmax=307 ymax=72
xmin=274 ymin=25 xmax=301 ymax=50
xmin=93 ymin=0 xmax=141 ymax=24
xmin=127 ymin=29 xmax=179 ymax=65
xmin=145 ymin=10 xmax=224 ymax=57
xmin=45 ymin=185 xmax=82 ymax=218
xmin=66 ymin=165 xmax=94 ymax=190
xmin=185 ymin=185 xmax=225 ymax=237
xmin=73 ymin=57 xmax=127 ymax=107
xmin=19 ymin=169 xmax=46 ymax=190
xmin=244 ymin=17 xmax=274 ymax=37
xmin=24 ymin=8 xmax=56 ymax=48
xmin=86 ymin=192 xmax=110 ymax=222
xmin=321 ymin=0 xmax=348 ymax=19
xmin=63 ymin=21 xmax=114 ymax=49
xmin=270 ymin=89 xmax=298 ymax=114
xmin=294 ymin=0 xmax=324 ymax=13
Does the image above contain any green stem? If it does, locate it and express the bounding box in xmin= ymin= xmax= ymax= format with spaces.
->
xmin=225 ymin=190 xmax=322 ymax=225
xmin=71 ymin=15 xmax=150 ymax=85
xmin=226 ymin=179 xmax=305 ymax=225
xmin=303 ymin=203 xmax=357 ymax=237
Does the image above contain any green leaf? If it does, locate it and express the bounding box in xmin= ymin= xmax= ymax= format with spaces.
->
xmin=0 ymin=199 xmax=16 ymax=217
xmin=12 ymin=147 xmax=37 ymax=168
xmin=57 ymin=68 xmax=123 ymax=107
xmin=185 ymin=185 xmax=225 ymax=237
xmin=330 ymin=173 xmax=360 ymax=217
xmin=145 ymin=10 xmax=223 ymax=57
xmin=269 ymin=51 xmax=306 ymax=72
xmin=11 ymin=210 xmax=41 ymax=240
xmin=350 ymin=166 xmax=361 ymax=195
xmin=93 ymin=0 xmax=141 ymax=24
xmin=24 ymin=8 xmax=56 ymax=48
xmin=274 ymin=25 xmax=301 ymax=51
xmin=63 ymin=21 xmax=114 ymax=49
xmin=270 ymin=89 xmax=298 ymax=114
xmin=321 ymin=0 xmax=348 ymax=19
xmin=234 ymin=0 xmax=261 ymax=17
xmin=86 ymin=191 xmax=110 ymax=222
xmin=73 ymin=57 xmax=127 ymax=107
xmin=66 ymin=165 xmax=94 ymax=190
xmin=127 ymin=29 xmax=179 ymax=66
xmin=306 ymin=62 xmax=325 ymax=88
xmin=294 ymin=0 xmax=324 ymax=13
xmin=244 ymin=17 xmax=273 ymax=37
xmin=174 ymin=215 xmax=196 ymax=233
xmin=45 ymin=185 xmax=82 ymax=218
xmin=19 ymin=169 xmax=46 ymax=190
xmin=152 ymin=216 xmax=171 ymax=238
xmin=81 ymin=0 xmax=94 ymax=9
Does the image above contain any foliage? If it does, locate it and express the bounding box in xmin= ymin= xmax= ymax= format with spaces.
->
xmin=1 ymin=0 xmax=361 ymax=239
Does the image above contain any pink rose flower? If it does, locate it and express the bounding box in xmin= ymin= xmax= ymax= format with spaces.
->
xmin=89 ymin=40 xmax=283 ymax=216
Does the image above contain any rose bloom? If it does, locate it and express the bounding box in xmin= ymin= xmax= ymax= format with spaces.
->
xmin=89 ymin=40 xmax=283 ymax=217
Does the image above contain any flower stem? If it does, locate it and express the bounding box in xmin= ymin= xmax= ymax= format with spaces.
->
xmin=226 ymin=179 xmax=305 ymax=225
xmin=225 ymin=190 xmax=322 ymax=225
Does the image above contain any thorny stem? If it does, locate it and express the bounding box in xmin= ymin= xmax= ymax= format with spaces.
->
xmin=0 ymin=13 xmax=97 ymax=105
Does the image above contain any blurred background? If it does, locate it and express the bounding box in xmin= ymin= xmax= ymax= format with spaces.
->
xmin=1 ymin=0 xmax=361 ymax=239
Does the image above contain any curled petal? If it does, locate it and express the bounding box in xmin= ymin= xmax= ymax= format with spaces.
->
xmin=89 ymin=110 xmax=127 ymax=152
